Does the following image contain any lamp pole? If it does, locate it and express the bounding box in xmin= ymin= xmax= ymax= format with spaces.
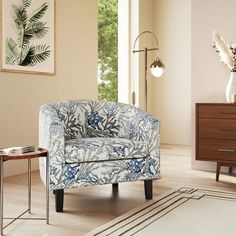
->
xmin=144 ymin=47 xmax=148 ymax=112
xmin=133 ymin=31 xmax=164 ymax=112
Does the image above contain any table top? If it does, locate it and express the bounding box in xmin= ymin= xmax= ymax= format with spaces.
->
xmin=0 ymin=147 xmax=48 ymax=161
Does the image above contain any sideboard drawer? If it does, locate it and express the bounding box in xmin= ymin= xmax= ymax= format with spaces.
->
xmin=198 ymin=105 xmax=236 ymax=119
xmin=198 ymin=119 xmax=236 ymax=140
xmin=198 ymin=139 xmax=236 ymax=161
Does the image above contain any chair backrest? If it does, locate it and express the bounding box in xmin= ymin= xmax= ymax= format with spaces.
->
xmin=48 ymin=100 xmax=139 ymax=140
xmin=86 ymin=100 xmax=122 ymax=138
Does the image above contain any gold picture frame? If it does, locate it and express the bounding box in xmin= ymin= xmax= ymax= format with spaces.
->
xmin=1 ymin=0 xmax=55 ymax=75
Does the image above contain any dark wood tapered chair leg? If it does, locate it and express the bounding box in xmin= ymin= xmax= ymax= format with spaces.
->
xmin=55 ymin=189 xmax=64 ymax=212
xmin=144 ymin=180 xmax=153 ymax=199
xmin=112 ymin=183 xmax=118 ymax=188
xmin=216 ymin=162 xmax=221 ymax=182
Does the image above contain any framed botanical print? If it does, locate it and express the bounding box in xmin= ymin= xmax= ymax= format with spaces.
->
xmin=1 ymin=0 xmax=55 ymax=75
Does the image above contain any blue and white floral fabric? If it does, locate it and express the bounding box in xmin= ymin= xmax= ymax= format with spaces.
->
xmin=39 ymin=100 xmax=160 ymax=190
xmin=65 ymin=138 xmax=148 ymax=163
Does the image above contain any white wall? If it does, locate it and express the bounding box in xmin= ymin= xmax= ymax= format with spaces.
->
xmin=152 ymin=0 xmax=191 ymax=145
xmin=130 ymin=0 xmax=140 ymax=107
xmin=118 ymin=0 xmax=130 ymax=104
xmin=138 ymin=0 xmax=155 ymax=111
xmin=191 ymin=0 xmax=236 ymax=170
xmin=0 ymin=0 xmax=98 ymax=177
xmin=129 ymin=0 xmax=155 ymax=109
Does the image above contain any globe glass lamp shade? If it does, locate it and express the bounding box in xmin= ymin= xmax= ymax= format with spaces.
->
xmin=150 ymin=58 xmax=165 ymax=77
xmin=150 ymin=67 xmax=164 ymax=77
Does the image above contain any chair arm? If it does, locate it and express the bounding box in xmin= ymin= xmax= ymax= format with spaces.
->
xmin=39 ymin=105 xmax=65 ymax=165
xmin=128 ymin=110 xmax=160 ymax=177
xmin=39 ymin=105 xmax=65 ymax=188
xmin=131 ymin=111 xmax=160 ymax=152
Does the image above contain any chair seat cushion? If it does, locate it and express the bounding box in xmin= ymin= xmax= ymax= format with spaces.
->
xmin=65 ymin=137 xmax=148 ymax=164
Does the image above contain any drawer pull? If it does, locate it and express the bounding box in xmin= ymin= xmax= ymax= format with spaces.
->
xmin=218 ymin=112 xmax=236 ymax=115
xmin=217 ymin=148 xmax=235 ymax=153
xmin=219 ymin=128 xmax=235 ymax=132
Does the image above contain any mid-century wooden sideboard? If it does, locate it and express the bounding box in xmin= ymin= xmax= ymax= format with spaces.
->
xmin=195 ymin=103 xmax=236 ymax=181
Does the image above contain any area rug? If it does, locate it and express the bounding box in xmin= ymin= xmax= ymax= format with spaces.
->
xmin=85 ymin=187 xmax=236 ymax=236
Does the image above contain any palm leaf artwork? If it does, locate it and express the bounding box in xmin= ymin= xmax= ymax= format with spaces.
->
xmin=5 ymin=0 xmax=51 ymax=67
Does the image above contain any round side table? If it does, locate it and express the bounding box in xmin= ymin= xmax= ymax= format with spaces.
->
xmin=0 ymin=147 xmax=49 ymax=236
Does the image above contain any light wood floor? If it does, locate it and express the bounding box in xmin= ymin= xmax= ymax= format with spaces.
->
xmin=2 ymin=145 xmax=236 ymax=236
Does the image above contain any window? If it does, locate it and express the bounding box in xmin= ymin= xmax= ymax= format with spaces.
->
xmin=98 ymin=0 xmax=118 ymax=102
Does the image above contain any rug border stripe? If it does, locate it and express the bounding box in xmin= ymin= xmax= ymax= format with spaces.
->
xmin=84 ymin=187 xmax=236 ymax=236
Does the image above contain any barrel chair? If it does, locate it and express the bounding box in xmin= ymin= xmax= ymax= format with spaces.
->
xmin=39 ymin=100 xmax=160 ymax=212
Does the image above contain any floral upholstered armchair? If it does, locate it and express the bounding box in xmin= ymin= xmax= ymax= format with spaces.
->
xmin=39 ymin=100 xmax=160 ymax=212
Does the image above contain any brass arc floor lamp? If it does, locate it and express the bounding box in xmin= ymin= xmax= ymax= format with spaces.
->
xmin=132 ymin=31 xmax=165 ymax=112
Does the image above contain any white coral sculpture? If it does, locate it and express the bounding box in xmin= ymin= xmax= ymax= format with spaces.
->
xmin=212 ymin=31 xmax=236 ymax=72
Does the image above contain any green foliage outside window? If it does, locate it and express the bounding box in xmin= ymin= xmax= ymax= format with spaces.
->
xmin=98 ymin=0 xmax=118 ymax=102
